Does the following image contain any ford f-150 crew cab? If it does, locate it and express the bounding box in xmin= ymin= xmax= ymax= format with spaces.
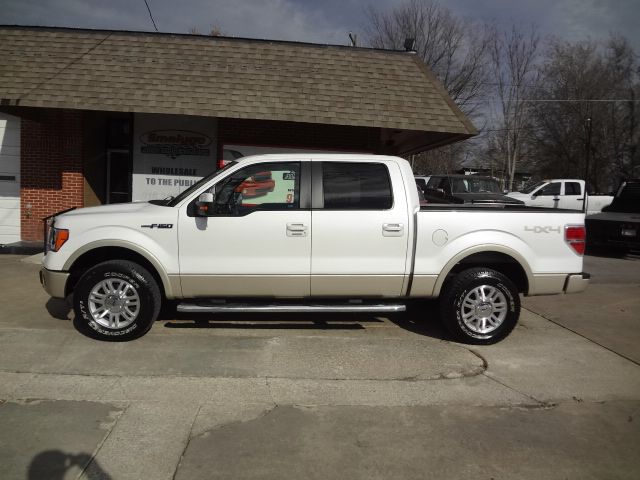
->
xmin=508 ymin=179 xmax=613 ymax=215
xmin=40 ymin=154 xmax=590 ymax=344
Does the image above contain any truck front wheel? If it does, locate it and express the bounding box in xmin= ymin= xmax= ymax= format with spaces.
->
xmin=73 ymin=260 xmax=161 ymax=341
xmin=440 ymin=267 xmax=520 ymax=344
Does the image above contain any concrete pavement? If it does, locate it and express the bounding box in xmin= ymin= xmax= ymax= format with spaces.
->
xmin=0 ymin=254 xmax=639 ymax=479
xmin=524 ymin=253 xmax=640 ymax=363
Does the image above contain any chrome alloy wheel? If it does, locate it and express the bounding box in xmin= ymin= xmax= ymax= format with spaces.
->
xmin=88 ymin=278 xmax=140 ymax=329
xmin=460 ymin=284 xmax=508 ymax=334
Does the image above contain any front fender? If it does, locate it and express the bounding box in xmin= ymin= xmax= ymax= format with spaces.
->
xmin=55 ymin=226 xmax=179 ymax=298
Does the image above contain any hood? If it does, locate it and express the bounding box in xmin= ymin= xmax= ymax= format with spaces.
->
xmin=58 ymin=202 xmax=156 ymax=218
xmin=506 ymin=192 xmax=529 ymax=200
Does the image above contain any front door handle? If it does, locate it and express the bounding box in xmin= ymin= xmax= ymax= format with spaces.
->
xmin=382 ymin=223 xmax=404 ymax=237
xmin=286 ymin=223 xmax=308 ymax=237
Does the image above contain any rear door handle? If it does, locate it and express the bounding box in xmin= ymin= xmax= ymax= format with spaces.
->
xmin=286 ymin=223 xmax=308 ymax=237
xmin=382 ymin=223 xmax=404 ymax=236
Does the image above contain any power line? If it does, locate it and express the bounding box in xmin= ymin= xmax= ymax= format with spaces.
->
xmin=520 ymin=99 xmax=640 ymax=103
xmin=458 ymin=98 xmax=640 ymax=106
xmin=143 ymin=0 xmax=159 ymax=32
xmin=18 ymin=33 xmax=113 ymax=101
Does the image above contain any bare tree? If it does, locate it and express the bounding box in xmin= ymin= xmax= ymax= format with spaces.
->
xmin=364 ymin=0 xmax=492 ymax=173
xmin=188 ymin=25 xmax=225 ymax=36
xmin=489 ymin=25 xmax=540 ymax=191
xmin=365 ymin=0 xmax=491 ymax=117
xmin=528 ymin=36 xmax=639 ymax=191
xmin=604 ymin=36 xmax=640 ymax=182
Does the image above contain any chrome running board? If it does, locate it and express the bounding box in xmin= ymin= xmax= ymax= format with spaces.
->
xmin=177 ymin=302 xmax=406 ymax=314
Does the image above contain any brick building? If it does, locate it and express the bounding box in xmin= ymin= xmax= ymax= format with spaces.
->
xmin=0 ymin=26 xmax=476 ymax=243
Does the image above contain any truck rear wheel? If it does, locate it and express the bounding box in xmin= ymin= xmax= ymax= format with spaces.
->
xmin=439 ymin=267 xmax=520 ymax=345
xmin=73 ymin=260 xmax=161 ymax=341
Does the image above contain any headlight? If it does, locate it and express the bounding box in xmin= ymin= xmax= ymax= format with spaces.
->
xmin=47 ymin=227 xmax=69 ymax=252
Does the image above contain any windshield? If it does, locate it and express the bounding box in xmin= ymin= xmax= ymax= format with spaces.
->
xmin=165 ymin=162 xmax=238 ymax=207
xmin=451 ymin=177 xmax=501 ymax=194
xmin=519 ymin=180 xmax=546 ymax=194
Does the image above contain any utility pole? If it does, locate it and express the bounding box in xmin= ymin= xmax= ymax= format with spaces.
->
xmin=583 ymin=116 xmax=592 ymax=212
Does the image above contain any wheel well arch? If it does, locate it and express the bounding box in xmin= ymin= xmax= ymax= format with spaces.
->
xmin=435 ymin=249 xmax=531 ymax=296
xmin=65 ymin=246 xmax=168 ymax=298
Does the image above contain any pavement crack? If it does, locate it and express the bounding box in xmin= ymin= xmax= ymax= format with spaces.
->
xmin=481 ymin=371 xmax=550 ymax=407
xmin=189 ymin=404 xmax=280 ymax=441
xmin=265 ymin=376 xmax=278 ymax=408
xmin=171 ymin=404 xmax=202 ymax=480
xmin=467 ymin=349 xmax=489 ymax=371
xmin=75 ymin=402 xmax=129 ymax=480
xmin=522 ymin=307 xmax=640 ymax=367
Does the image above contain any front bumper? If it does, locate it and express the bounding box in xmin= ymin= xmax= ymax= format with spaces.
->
xmin=564 ymin=272 xmax=591 ymax=294
xmin=39 ymin=267 xmax=70 ymax=298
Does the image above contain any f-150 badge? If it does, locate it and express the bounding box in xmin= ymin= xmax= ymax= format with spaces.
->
xmin=141 ymin=224 xmax=173 ymax=229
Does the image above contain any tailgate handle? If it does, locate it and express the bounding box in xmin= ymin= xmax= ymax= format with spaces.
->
xmin=382 ymin=223 xmax=404 ymax=236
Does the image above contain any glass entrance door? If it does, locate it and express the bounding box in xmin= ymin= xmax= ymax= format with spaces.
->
xmin=106 ymin=150 xmax=132 ymax=204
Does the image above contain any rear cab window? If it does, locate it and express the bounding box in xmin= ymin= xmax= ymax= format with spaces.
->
xmin=321 ymin=162 xmax=393 ymax=210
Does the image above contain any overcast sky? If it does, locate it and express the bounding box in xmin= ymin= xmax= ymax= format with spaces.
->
xmin=1 ymin=0 xmax=638 ymax=50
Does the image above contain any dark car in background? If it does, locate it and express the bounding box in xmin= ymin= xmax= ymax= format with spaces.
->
xmin=586 ymin=179 xmax=640 ymax=253
xmin=423 ymin=175 xmax=525 ymax=205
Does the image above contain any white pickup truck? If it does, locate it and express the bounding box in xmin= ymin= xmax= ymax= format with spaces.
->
xmin=40 ymin=154 xmax=590 ymax=344
xmin=508 ymin=179 xmax=613 ymax=215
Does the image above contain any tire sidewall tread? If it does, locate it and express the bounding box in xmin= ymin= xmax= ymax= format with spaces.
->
xmin=440 ymin=267 xmax=520 ymax=345
xmin=73 ymin=260 xmax=161 ymax=341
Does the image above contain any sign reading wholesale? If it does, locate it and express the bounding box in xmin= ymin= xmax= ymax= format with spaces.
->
xmin=132 ymin=113 xmax=217 ymax=202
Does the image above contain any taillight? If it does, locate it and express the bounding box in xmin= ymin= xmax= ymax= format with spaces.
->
xmin=565 ymin=225 xmax=586 ymax=255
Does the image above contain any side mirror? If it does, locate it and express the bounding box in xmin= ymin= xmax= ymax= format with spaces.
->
xmin=196 ymin=192 xmax=214 ymax=216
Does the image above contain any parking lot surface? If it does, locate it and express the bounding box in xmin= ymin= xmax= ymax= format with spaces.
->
xmin=0 ymin=253 xmax=639 ymax=479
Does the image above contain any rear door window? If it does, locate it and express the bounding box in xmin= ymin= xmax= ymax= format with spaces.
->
xmin=565 ymin=182 xmax=582 ymax=195
xmin=321 ymin=162 xmax=392 ymax=210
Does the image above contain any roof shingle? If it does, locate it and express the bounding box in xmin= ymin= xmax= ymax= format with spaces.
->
xmin=0 ymin=26 xmax=476 ymax=136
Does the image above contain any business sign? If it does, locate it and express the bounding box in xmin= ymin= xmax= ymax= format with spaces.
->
xmin=132 ymin=114 xmax=217 ymax=202
xmin=139 ymin=130 xmax=212 ymax=159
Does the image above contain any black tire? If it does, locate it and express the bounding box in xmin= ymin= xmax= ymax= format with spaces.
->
xmin=439 ymin=267 xmax=520 ymax=345
xmin=73 ymin=260 xmax=161 ymax=341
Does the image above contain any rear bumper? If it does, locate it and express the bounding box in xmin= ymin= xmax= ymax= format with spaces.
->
xmin=529 ymin=272 xmax=590 ymax=295
xmin=586 ymin=219 xmax=639 ymax=250
xmin=39 ymin=267 xmax=69 ymax=299
xmin=564 ymin=272 xmax=590 ymax=294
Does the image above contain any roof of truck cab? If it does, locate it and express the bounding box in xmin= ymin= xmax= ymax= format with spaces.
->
xmin=236 ymin=153 xmax=409 ymax=162
xmin=236 ymin=152 xmax=406 ymax=162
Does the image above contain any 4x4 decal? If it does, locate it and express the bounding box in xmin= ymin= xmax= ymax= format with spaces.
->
xmin=525 ymin=226 xmax=561 ymax=234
